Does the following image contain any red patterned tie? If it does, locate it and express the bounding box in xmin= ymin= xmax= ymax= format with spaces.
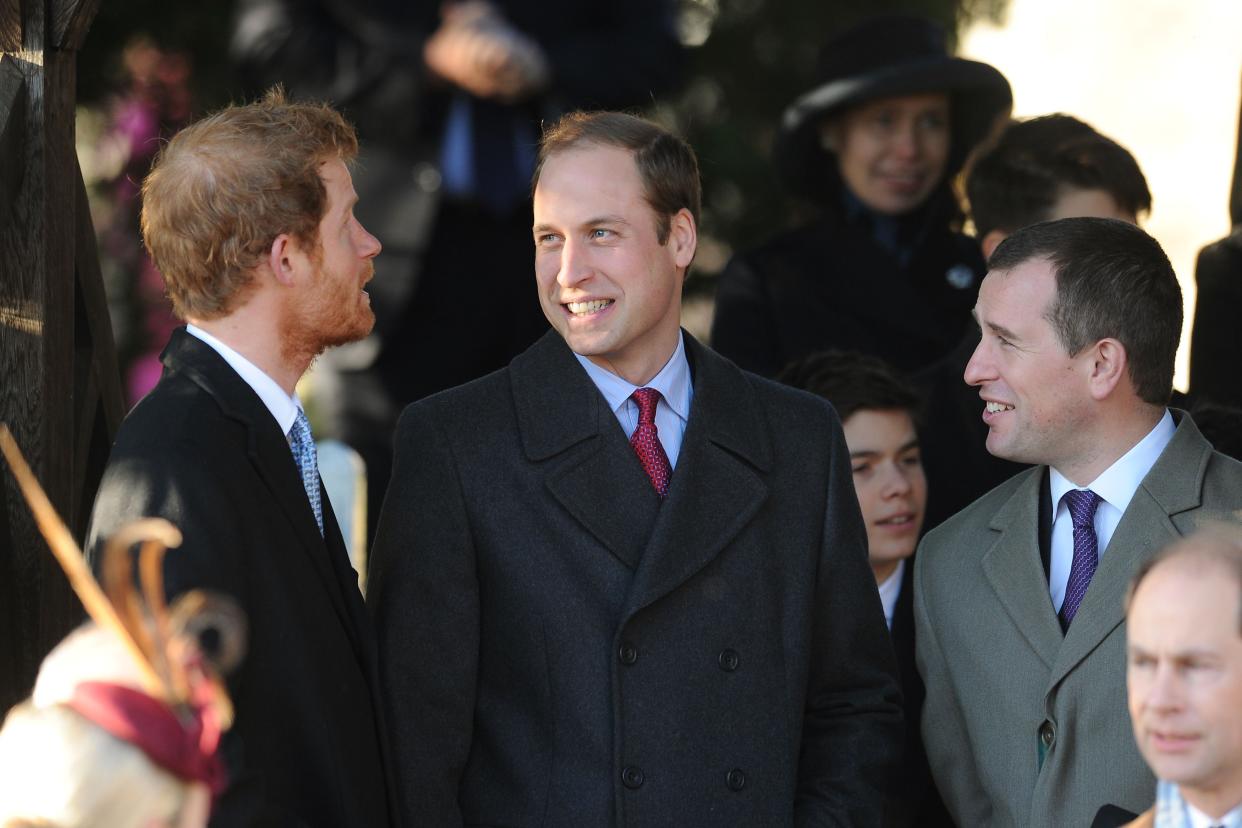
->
xmin=630 ymin=388 xmax=672 ymax=497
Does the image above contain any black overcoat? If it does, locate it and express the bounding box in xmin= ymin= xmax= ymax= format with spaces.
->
xmin=368 ymin=331 xmax=904 ymax=827
xmin=711 ymin=214 xmax=986 ymax=378
xmin=86 ymin=328 xmax=394 ymax=827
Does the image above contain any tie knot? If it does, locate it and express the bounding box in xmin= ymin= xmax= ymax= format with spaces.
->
xmin=290 ymin=408 xmax=313 ymax=446
xmin=631 ymin=388 xmax=662 ymax=425
xmin=1062 ymin=488 xmax=1102 ymax=529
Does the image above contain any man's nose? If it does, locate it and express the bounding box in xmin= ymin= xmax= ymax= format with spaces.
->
xmin=557 ymin=239 xmax=592 ymax=288
xmin=356 ymin=220 xmax=382 ymax=258
xmin=963 ymin=338 xmax=992 ymax=387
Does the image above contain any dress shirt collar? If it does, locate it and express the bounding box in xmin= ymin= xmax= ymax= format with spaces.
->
xmin=573 ymin=332 xmax=693 ymax=425
xmin=1050 ymin=410 xmax=1175 ymax=517
xmin=185 ymin=324 xmax=302 ymax=435
xmin=1187 ymin=799 xmax=1242 ymax=828
xmin=876 ymin=559 xmax=905 ymax=631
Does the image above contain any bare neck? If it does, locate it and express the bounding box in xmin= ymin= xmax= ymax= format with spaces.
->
xmin=189 ymin=299 xmax=307 ymax=396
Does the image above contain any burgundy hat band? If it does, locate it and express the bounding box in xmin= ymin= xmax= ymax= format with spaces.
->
xmin=67 ymin=681 xmax=227 ymax=797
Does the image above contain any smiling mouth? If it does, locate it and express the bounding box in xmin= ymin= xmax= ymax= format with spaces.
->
xmin=985 ymin=401 xmax=1014 ymax=413
xmin=565 ymin=299 xmax=613 ymax=316
xmin=876 ymin=514 xmax=916 ymax=527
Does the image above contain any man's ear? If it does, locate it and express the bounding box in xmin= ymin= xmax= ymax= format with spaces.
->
xmin=1086 ymin=337 xmax=1129 ymax=401
xmin=669 ymin=208 xmax=697 ymax=269
xmin=268 ymin=234 xmax=297 ymax=286
xmin=981 ymin=230 xmax=1008 ymax=260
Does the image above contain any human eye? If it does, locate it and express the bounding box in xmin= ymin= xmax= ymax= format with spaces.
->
xmin=851 ymin=461 xmax=872 ymax=477
xmin=918 ymin=111 xmax=948 ymax=131
xmin=589 ymin=227 xmax=615 ymax=241
xmin=535 ymin=232 xmax=563 ymax=248
xmin=901 ymin=450 xmax=922 ymax=469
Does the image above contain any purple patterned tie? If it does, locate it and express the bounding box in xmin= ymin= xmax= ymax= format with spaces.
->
xmin=1059 ymin=489 xmax=1102 ymax=628
xmin=630 ymin=388 xmax=672 ymax=497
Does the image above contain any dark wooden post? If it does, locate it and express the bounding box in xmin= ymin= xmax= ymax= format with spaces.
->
xmin=0 ymin=0 xmax=122 ymax=712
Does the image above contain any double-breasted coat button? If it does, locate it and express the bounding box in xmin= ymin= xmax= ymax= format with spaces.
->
xmin=1039 ymin=721 xmax=1055 ymax=747
xmin=618 ymin=643 xmax=638 ymax=665
xmin=726 ymin=769 xmax=746 ymax=791
xmin=718 ymin=648 xmax=740 ymax=672
xmin=621 ymin=765 xmax=644 ymax=789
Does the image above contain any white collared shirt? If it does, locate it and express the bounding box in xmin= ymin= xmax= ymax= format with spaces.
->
xmin=876 ymin=559 xmax=905 ymax=631
xmin=573 ymin=332 xmax=694 ymax=468
xmin=1187 ymin=798 xmax=1242 ymax=828
xmin=185 ymin=324 xmax=303 ymax=436
xmin=1048 ymin=410 xmax=1175 ymax=612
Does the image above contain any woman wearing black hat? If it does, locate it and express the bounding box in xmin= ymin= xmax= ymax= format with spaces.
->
xmin=711 ymin=15 xmax=1012 ymax=378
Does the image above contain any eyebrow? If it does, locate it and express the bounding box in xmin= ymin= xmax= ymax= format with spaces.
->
xmin=532 ymin=215 xmax=631 ymax=235
xmin=972 ymin=310 xmax=1022 ymax=343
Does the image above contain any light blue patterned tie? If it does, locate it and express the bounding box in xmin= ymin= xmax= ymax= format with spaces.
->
xmin=289 ymin=408 xmax=324 ymax=535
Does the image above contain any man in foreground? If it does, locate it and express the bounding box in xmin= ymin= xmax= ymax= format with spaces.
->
xmin=914 ymin=217 xmax=1242 ymax=826
xmin=87 ymin=90 xmax=393 ymax=826
xmin=369 ymin=111 xmax=902 ymax=826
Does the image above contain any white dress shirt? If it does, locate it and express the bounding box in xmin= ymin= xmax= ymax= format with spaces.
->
xmin=1048 ymin=410 xmax=1175 ymax=612
xmin=877 ymin=559 xmax=905 ymax=631
xmin=185 ymin=324 xmax=303 ymax=435
xmin=574 ymin=332 xmax=693 ymax=468
xmin=1186 ymin=798 xmax=1242 ymax=828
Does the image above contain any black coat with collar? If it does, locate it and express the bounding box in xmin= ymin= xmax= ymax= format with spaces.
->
xmin=711 ymin=210 xmax=986 ymax=378
xmin=368 ymin=331 xmax=904 ymax=827
xmin=86 ymin=328 xmax=394 ymax=827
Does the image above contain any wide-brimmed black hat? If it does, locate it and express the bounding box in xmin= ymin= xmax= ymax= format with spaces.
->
xmin=775 ymin=15 xmax=1012 ymax=202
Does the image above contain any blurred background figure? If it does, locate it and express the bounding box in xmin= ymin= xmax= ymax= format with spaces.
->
xmin=230 ymin=0 xmax=685 ymax=541
xmin=1118 ymin=526 xmax=1242 ymax=828
xmin=916 ymin=112 xmax=1152 ymax=531
xmin=711 ymin=14 xmax=1011 ymax=378
xmin=966 ymin=113 xmax=1152 ymax=258
xmin=779 ymin=350 xmax=952 ymax=828
xmin=0 ymin=625 xmax=218 ymax=828
xmin=1189 ymin=75 xmax=1242 ymax=410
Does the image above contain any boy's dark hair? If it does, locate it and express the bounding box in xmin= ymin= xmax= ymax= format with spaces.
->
xmin=966 ymin=114 xmax=1152 ymax=238
xmin=778 ymin=350 xmax=920 ymax=423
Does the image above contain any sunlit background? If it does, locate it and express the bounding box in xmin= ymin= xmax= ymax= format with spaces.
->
xmin=960 ymin=0 xmax=1242 ymax=390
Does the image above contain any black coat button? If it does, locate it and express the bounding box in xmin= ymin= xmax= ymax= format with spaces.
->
xmin=726 ymin=768 xmax=746 ymax=791
xmin=622 ymin=765 xmax=644 ymax=789
xmin=718 ymin=648 xmax=740 ymax=672
xmin=618 ymin=643 xmax=638 ymax=665
xmin=1039 ymin=721 xmax=1054 ymax=747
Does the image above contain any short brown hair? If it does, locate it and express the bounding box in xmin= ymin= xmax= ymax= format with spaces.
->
xmin=988 ymin=217 xmax=1181 ymax=405
xmin=533 ymin=111 xmax=701 ymax=245
xmin=140 ymin=87 xmax=359 ymax=320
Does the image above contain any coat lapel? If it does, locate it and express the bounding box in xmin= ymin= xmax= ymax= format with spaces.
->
xmin=512 ymin=333 xmax=661 ymax=570
xmin=981 ymin=469 xmax=1064 ymax=670
xmin=622 ymin=337 xmax=771 ymax=618
xmin=163 ymin=330 xmax=360 ymax=649
xmin=1047 ymin=413 xmax=1210 ymax=689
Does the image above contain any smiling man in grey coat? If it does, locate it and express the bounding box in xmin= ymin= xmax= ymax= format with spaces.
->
xmin=368 ymin=111 xmax=903 ymax=827
xmin=915 ymin=217 xmax=1242 ymax=827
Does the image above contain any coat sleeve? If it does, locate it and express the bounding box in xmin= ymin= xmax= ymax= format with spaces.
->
xmin=711 ymin=253 xmax=786 ymax=377
xmin=367 ymin=401 xmax=478 ymax=828
xmin=795 ymin=412 xmax=904 ymax=826
xmin=912 ymin=540 xmax=992 ymax=827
